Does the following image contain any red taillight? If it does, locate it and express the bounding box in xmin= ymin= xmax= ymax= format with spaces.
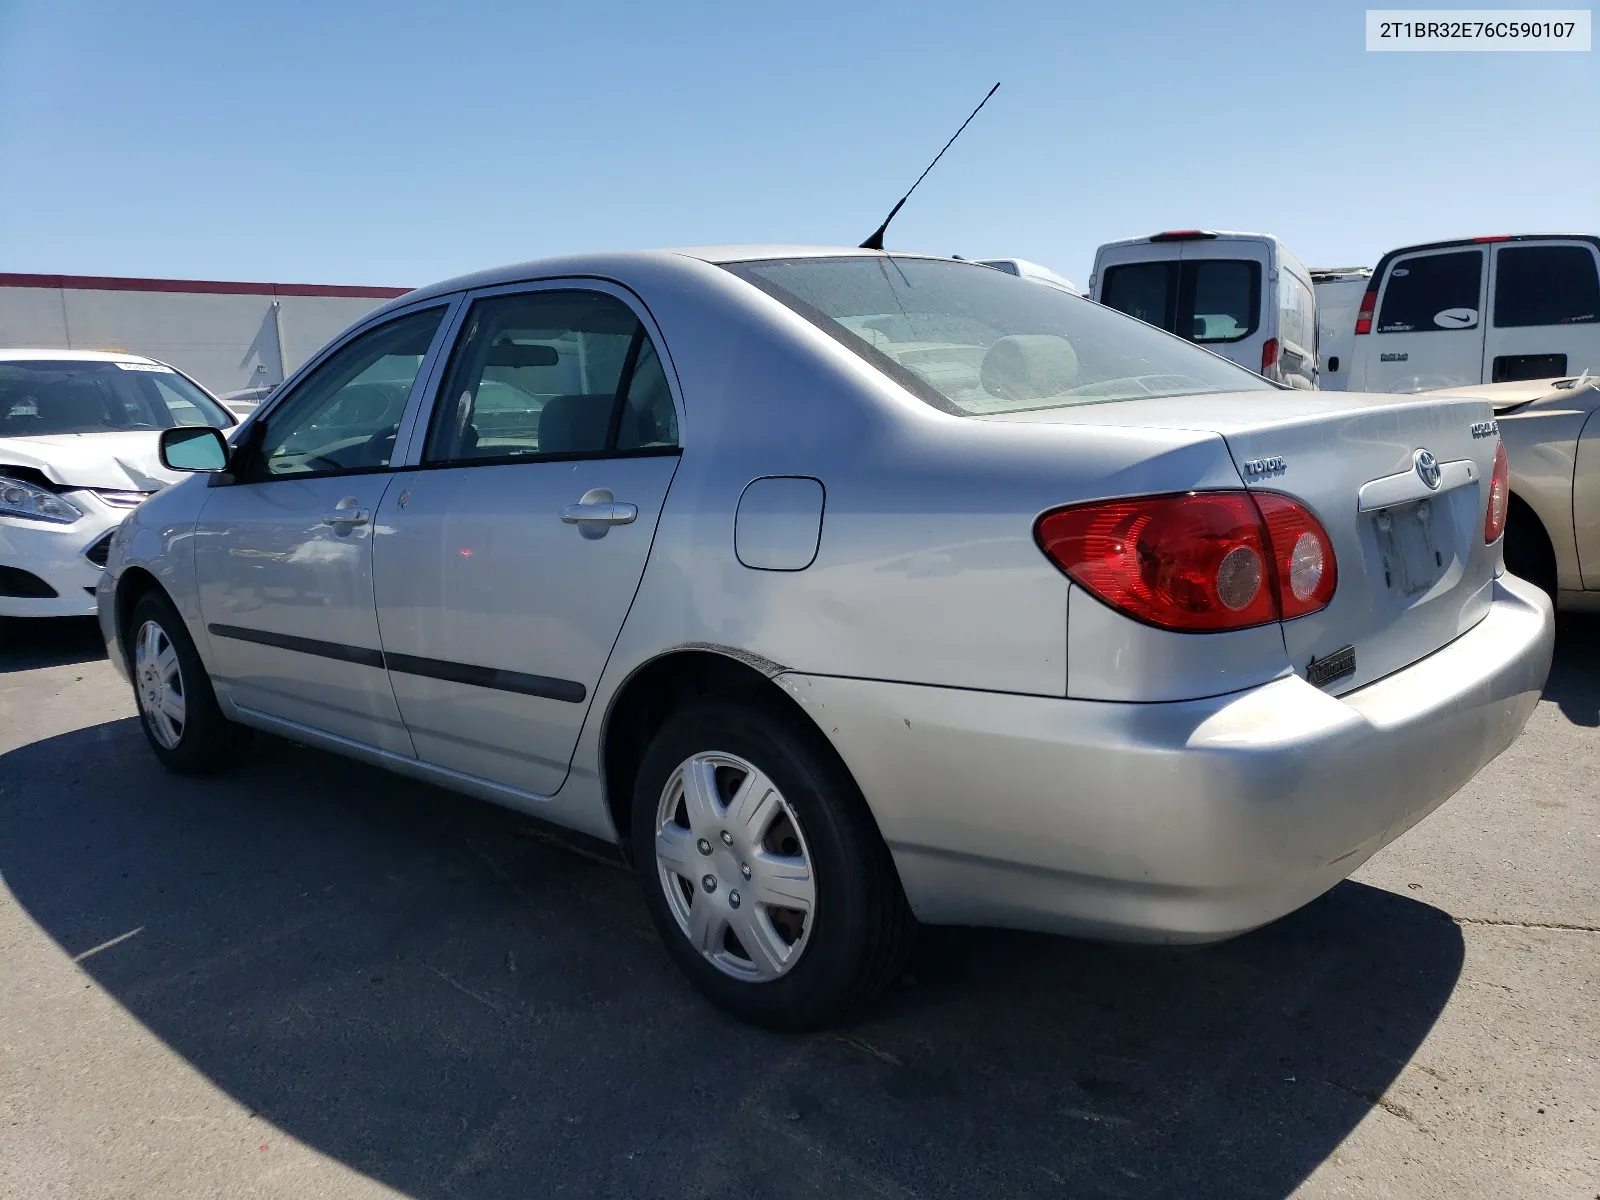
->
xmin=1254 ymin=492 xmax=1337 ymax=618
xmin=1484 ymin=441 xmax=1510 ymax=543
xmin=1473 ymin=234 xmax=1511 ymax=243
xmin=1260 ymin=337 xmax=1280 ymax=374
xmin=1036 ymin=491 xmax=1337 ymax=632
xmin=1354 ymin=289 xmax=1377 ymax=335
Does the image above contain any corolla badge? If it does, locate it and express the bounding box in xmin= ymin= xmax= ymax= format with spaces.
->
xmin=1414 ymin=448 xmax=1441 ymax=490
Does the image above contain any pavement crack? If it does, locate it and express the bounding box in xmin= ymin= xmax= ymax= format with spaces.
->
xmin=1452 ymin=917 xmax=1600 ymax=933
xmin=427 ymin=966 xmax=507 ymax=1014
xmin=1315 ymin=1078 xmax=1420 ymax=1126
xmin=831 ymin=1033 xmax=903 ymax=1066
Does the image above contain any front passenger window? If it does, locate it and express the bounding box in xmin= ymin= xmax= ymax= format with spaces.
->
xmin=252 ymin=307 xmax=446 ymax=479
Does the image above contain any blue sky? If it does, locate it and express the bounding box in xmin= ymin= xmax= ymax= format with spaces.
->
xmin=1 ymin=0 xmax=1595 ymax=288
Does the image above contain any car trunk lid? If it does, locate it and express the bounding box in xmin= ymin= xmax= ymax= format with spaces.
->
xmin=980 ymin=391 xmax=1500 ymax=693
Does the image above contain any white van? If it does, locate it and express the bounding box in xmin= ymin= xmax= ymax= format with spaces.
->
xmin=973 ymin=258 xmax=1080 ymax=294
xmin=1089 ymin=231 xmax=1317 ymax=388
xmin=1310 ymin=268 xmax=1372 ymax=391
xmin=1347 ymin=234 xmax=1600 ymax=392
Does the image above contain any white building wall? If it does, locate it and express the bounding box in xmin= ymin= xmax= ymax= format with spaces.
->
xmin=0 ymin=276 xmax=407 ymax=395
xmin=0 ymin=288 xmax=71 ymax=346
xmin=276 ymin=295 xmax=396 ymax=371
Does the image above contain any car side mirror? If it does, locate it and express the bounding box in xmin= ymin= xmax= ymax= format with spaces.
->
xmin=159 ymin=426 xmax=230 ymax=472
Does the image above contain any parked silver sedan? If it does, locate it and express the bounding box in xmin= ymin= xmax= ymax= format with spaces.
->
xmin=98 ymin=248 xmax=1554 ymax=1028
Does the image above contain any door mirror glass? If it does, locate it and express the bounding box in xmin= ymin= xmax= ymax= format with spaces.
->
xmin=159 ymin=426 xmax=229 ymax=472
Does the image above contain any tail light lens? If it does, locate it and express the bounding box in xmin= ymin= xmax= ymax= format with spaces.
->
xmin=1260 ymin=337 xmax=1280 ymax=375
xmin=1036 ymin=491 xmax=1337 ymax=632
xmin=1254 ymin=492 xmax=1337 ymax=618
xmin=1354 ymin=289 xmax=1377 ymax=335
xmin=1484 ymin=440 xmax=1510 ymax=543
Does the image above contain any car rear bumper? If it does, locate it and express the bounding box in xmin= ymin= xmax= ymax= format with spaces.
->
xmin=777 ymin=573 xmax=1554 ymax=942
xmin=0 ymin=514 xmax=118 ymax=619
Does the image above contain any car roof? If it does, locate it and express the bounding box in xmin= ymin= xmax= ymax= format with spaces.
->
xmin=0 ymin=348 xmax=162 ymax=365
xmin=375 ymin=246 xmax=964 ymax=316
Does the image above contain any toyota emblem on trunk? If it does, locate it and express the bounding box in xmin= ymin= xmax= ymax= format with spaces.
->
xmin=1414 ymin=448 xmax=1441 ymax=490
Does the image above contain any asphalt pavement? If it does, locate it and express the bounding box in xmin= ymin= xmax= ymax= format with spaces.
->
xmin=1 ymin=614 xmax=1595 ymax=1199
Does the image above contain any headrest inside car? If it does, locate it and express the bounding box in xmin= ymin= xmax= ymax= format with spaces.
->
xmin=538 ymin=394 xmax=613 ymax=454
xmin=980 ymin=335 xmax=1080 ymax=402
xmin=485 ymin=342 xmax=559 ymax=368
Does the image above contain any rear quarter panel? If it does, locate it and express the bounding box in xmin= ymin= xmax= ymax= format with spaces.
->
xmin=1499 ymin=399 xmax=1589 ymax=592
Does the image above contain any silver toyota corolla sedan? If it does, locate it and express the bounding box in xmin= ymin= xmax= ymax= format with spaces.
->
xmin=97 ymin=248 xmax=1554 ymax=1028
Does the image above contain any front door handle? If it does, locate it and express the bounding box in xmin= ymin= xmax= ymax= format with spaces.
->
xmin=323 ymin=498 xmax=370 ymax=528
xmin=560 ymin=488 xmax=637 ymax=537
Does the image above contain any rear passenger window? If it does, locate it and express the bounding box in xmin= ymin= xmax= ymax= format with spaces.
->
xmin=1494 ymin=245 xmax=1600 ymax=328
xmin=424 ymin=290 xmax=678 ymax=464
xmin=1101 ymin=262 xmax=1177 ymax=331
xmin=1377 ymin=251 xmax=1482 ymax=333
xmin=616 ymin=337 xmax=679 ymax=450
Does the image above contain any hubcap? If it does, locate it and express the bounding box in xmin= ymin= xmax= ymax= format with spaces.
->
xmin=654 ymin=751 xmax=815 ymax=982
xmin=133 ymin=619 xmax=186 ymax=750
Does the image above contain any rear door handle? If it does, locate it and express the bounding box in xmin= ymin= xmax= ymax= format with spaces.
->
xmin=560 ymin=487 xmax=637 ymax=535
xmin=560 ymin=502 xmax=637 ymax=526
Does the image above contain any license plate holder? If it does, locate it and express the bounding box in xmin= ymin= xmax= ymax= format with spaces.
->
xmin=1373 ymin=498 xmax=1446 ymax=597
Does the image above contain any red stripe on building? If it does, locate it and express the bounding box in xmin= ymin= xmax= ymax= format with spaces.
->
xmin=0 ymin=272 xmax=411 ymax=299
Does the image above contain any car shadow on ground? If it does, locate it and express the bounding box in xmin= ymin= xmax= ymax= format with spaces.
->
xmin=2 ymin=717 xmax=1464 ymax=1200
xmin=1547 ymin=613 xmax=1599 ymax=727
xmin=0 ymin=616 xmax=107 ymax=673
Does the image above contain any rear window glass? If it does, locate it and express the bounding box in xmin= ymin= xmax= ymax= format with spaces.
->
xmin=1101 ymin=259 xmax=1260 ymax=344
xmin=1101 ymin=262 xmax=1176 ymax=331
xmin=1493 ymin=245 xmax=1600 ymax=328
xmin=1188 ymin=260 xmax=1260 ymax=343
xmin=0 ymin=360 xmax=233 ymax=436
xmin=1377 ymin=251 xmax=1483 ymax=333
xmin=725 ymin=256 xmax=1275 ymax=416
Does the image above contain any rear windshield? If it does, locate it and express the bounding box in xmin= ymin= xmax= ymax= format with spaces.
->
xmin=1101 ymin=259 xmax=1262 ymax=343
xmin=0 ymin=360 xmax=233 ymax=436
xmin=724 ymin=256 xmax=1274 ymax=415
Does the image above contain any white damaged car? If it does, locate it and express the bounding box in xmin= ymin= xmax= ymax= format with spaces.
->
xmin=1 ymin=350 xmax=235 ymax=621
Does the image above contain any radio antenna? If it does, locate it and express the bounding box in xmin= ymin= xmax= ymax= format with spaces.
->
xmin=860 ymin=82 xmax=1000 ymax=251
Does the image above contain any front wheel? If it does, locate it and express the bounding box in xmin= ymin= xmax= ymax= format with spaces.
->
xmin=631 ymin=697 xmax=914 ymax=1030
xmin=128 ymin=591 xmax=251 ymax=774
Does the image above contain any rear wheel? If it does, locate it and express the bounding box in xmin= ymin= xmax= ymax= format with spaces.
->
xmin=128 ymin=591 xmax=251 ymax=774
xmin=1503 ymin=497 xmax=1557 ymax=599
xmin=631 ymin=697 xmax=915 ymax=1030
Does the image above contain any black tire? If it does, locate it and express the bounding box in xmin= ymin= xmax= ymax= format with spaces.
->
xmin=126 ymin=590 xmax=251 ymax=774
xmin=630 ymin=695 xmax=915 ymax=1030
xmin=1503 ymin=497 xmax=1557 ymax=599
